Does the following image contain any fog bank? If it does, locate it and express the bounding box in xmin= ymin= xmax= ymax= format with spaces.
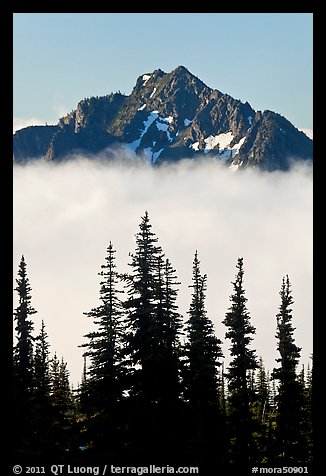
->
xmin=13 ymin=157 xmax=313 ymax=386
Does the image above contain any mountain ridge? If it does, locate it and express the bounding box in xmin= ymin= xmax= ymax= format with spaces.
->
xmin=13 ymin=65 xmax=313 ymax=170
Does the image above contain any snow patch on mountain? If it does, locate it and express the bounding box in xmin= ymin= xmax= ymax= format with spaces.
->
xmin=152 ymin=148 xmax=164 ymax=163
xmin=125 ymin=111 xmax=175 ymax=153
xmin=149 ymin=87 xmax=157 ymax=98
xmin=229 ymin=160 xmax=243 ymax=172
xmin=190 ymin=142 xmax=200 ymax=151
xmin=205 ymin=132 xmax=234 ymax=151
xmin=128 ymin=111 xmax=159 ymax=150
xmin=156 ymin=121 xmax=173 ymax=142
xmin=142 ymin=74 xmax=151 ymax=85
xmin=232 ymin=136 xmax=246 ymax=151
xmin=142 ymin=146 xmax=165 ymax=164
xmin=143 ymin=147 xmax=153 ymax=163
xmin=189 ymin=132 xmax=246 ymax=160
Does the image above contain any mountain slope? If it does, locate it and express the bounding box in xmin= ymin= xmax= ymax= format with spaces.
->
xmin=13 ymin=66 xmax=313 ymax=170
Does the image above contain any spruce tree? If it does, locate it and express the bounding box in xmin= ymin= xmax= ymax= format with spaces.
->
xmin=298 ymin=363 xmax=312 ymax=461
xmin=153 ymin=256 xmax=182 ymax=404
xmin=149 ymin=255 xmax=184 ymax=463
xmin=183 ymin=251 xmax=225 ymax=468
xmin=81 ymin=242 xmax=125 ymax=458
xmin=50 ymin=354 xmax=75 ymax=455
xmin=253 ymin=357 xmax=274 ymax=463
xmin=272 ymin=276 xmax=307 ymax=464
xmin=255 ymin=357 xmax=271 ymax=424
xmin=222 ymin=257 xmax=258 ymax=465
xmin=33 ymin=320 xmax=51 ymax=403
xmin=51 ymin=354 xmax=74 ymax=416
xmin=184 ymin=251 xmax=223 ymax=406
xmin=124 ymin=211 xmax=165 ymax=404
xmin=78 ymin=355 xmax=89 ymax=415
xmin=123 ymin=212 xmax=182 ymax=463
xmin=13 ymin=255 xmax=37 ymax=457
xmin=82 ymin=242 xmax=125 ymax=410
xmin=31 ymin=320 xmax=54 ymax=456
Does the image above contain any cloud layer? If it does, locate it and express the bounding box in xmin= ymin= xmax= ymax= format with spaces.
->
xmin=13 ymin=156 xmax=313 ymax=387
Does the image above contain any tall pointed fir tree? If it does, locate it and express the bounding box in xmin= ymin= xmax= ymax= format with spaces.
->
xmin=183 ymin=251 xmax=225 ymax=468
xmin=78 ymin=355 xmax=89 ymax=414
xmin=222 ymin=257 xmax=258 ymax=466
xmin=151 ymin=255 xmax=184 ymax=463
xmin=254 ymin=357 xmax=271 ymax=425
xmin=253 ymin=357 xmax=275 ymax=463
xmin=123 ymin=212 xmax=183 ymax=463
xmin=33 ymin=320 xmax=51 ymax=405
xmin=271 ymin=275 xmax=308 ymax=464
xmin=153 ymin=256 xmax=183 ymax=405
xmin=31 ymin=320 xmax=54 ymax=456
xmin=298 ymin=362 xmax=313 ymax=463
xmin=81 ymin=241 xmax=125 ymax=459
xmin=50 ymin=354 xmax=75 ymax=455
xmin=13 ymin=255 xmax=37 ymax=458
xmin=124 ymin=211 xmax=165 ymax=404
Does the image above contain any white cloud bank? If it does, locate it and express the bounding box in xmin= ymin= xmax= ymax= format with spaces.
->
xmin=13 ymin=157 xmax=313 ymax=387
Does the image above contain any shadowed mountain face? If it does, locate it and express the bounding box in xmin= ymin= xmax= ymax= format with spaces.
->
xmin=13 ymin=65 xmax=312 ymax=170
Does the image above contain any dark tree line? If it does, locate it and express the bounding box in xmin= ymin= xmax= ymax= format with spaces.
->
xmin=13 ymin=256 xmax=76 ymax=462
xmin=12 ymin=212 xmax=313 ymax=471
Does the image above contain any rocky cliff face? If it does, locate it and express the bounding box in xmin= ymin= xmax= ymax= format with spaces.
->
xmin=13 ymin=66 xmax=313 ymax=170
xmin=13 ymin=125 xmax=59 ymax=162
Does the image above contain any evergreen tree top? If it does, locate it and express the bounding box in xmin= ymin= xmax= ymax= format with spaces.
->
xmin=273 ymin=275 xmax=301 ymax=376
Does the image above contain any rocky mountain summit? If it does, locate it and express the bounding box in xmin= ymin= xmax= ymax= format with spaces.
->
xmin=13 ymin=65 xmax=313 ymax=170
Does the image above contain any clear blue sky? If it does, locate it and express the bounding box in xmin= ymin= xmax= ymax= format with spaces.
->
xmin=13 ymin=13 xmax=313 ymax=130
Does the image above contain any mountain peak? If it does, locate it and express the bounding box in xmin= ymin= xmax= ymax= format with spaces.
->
xmin=13 ymin=66 xmax=312 ymax=170
xmin=172 ymin=65 xmax=190 ymax=74
xmin=169 ymin=65 xmax=206 ymax=86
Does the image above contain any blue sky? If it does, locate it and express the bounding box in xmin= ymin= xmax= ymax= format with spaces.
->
xmin=13 ymin=13 xmax=313 ymax=131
